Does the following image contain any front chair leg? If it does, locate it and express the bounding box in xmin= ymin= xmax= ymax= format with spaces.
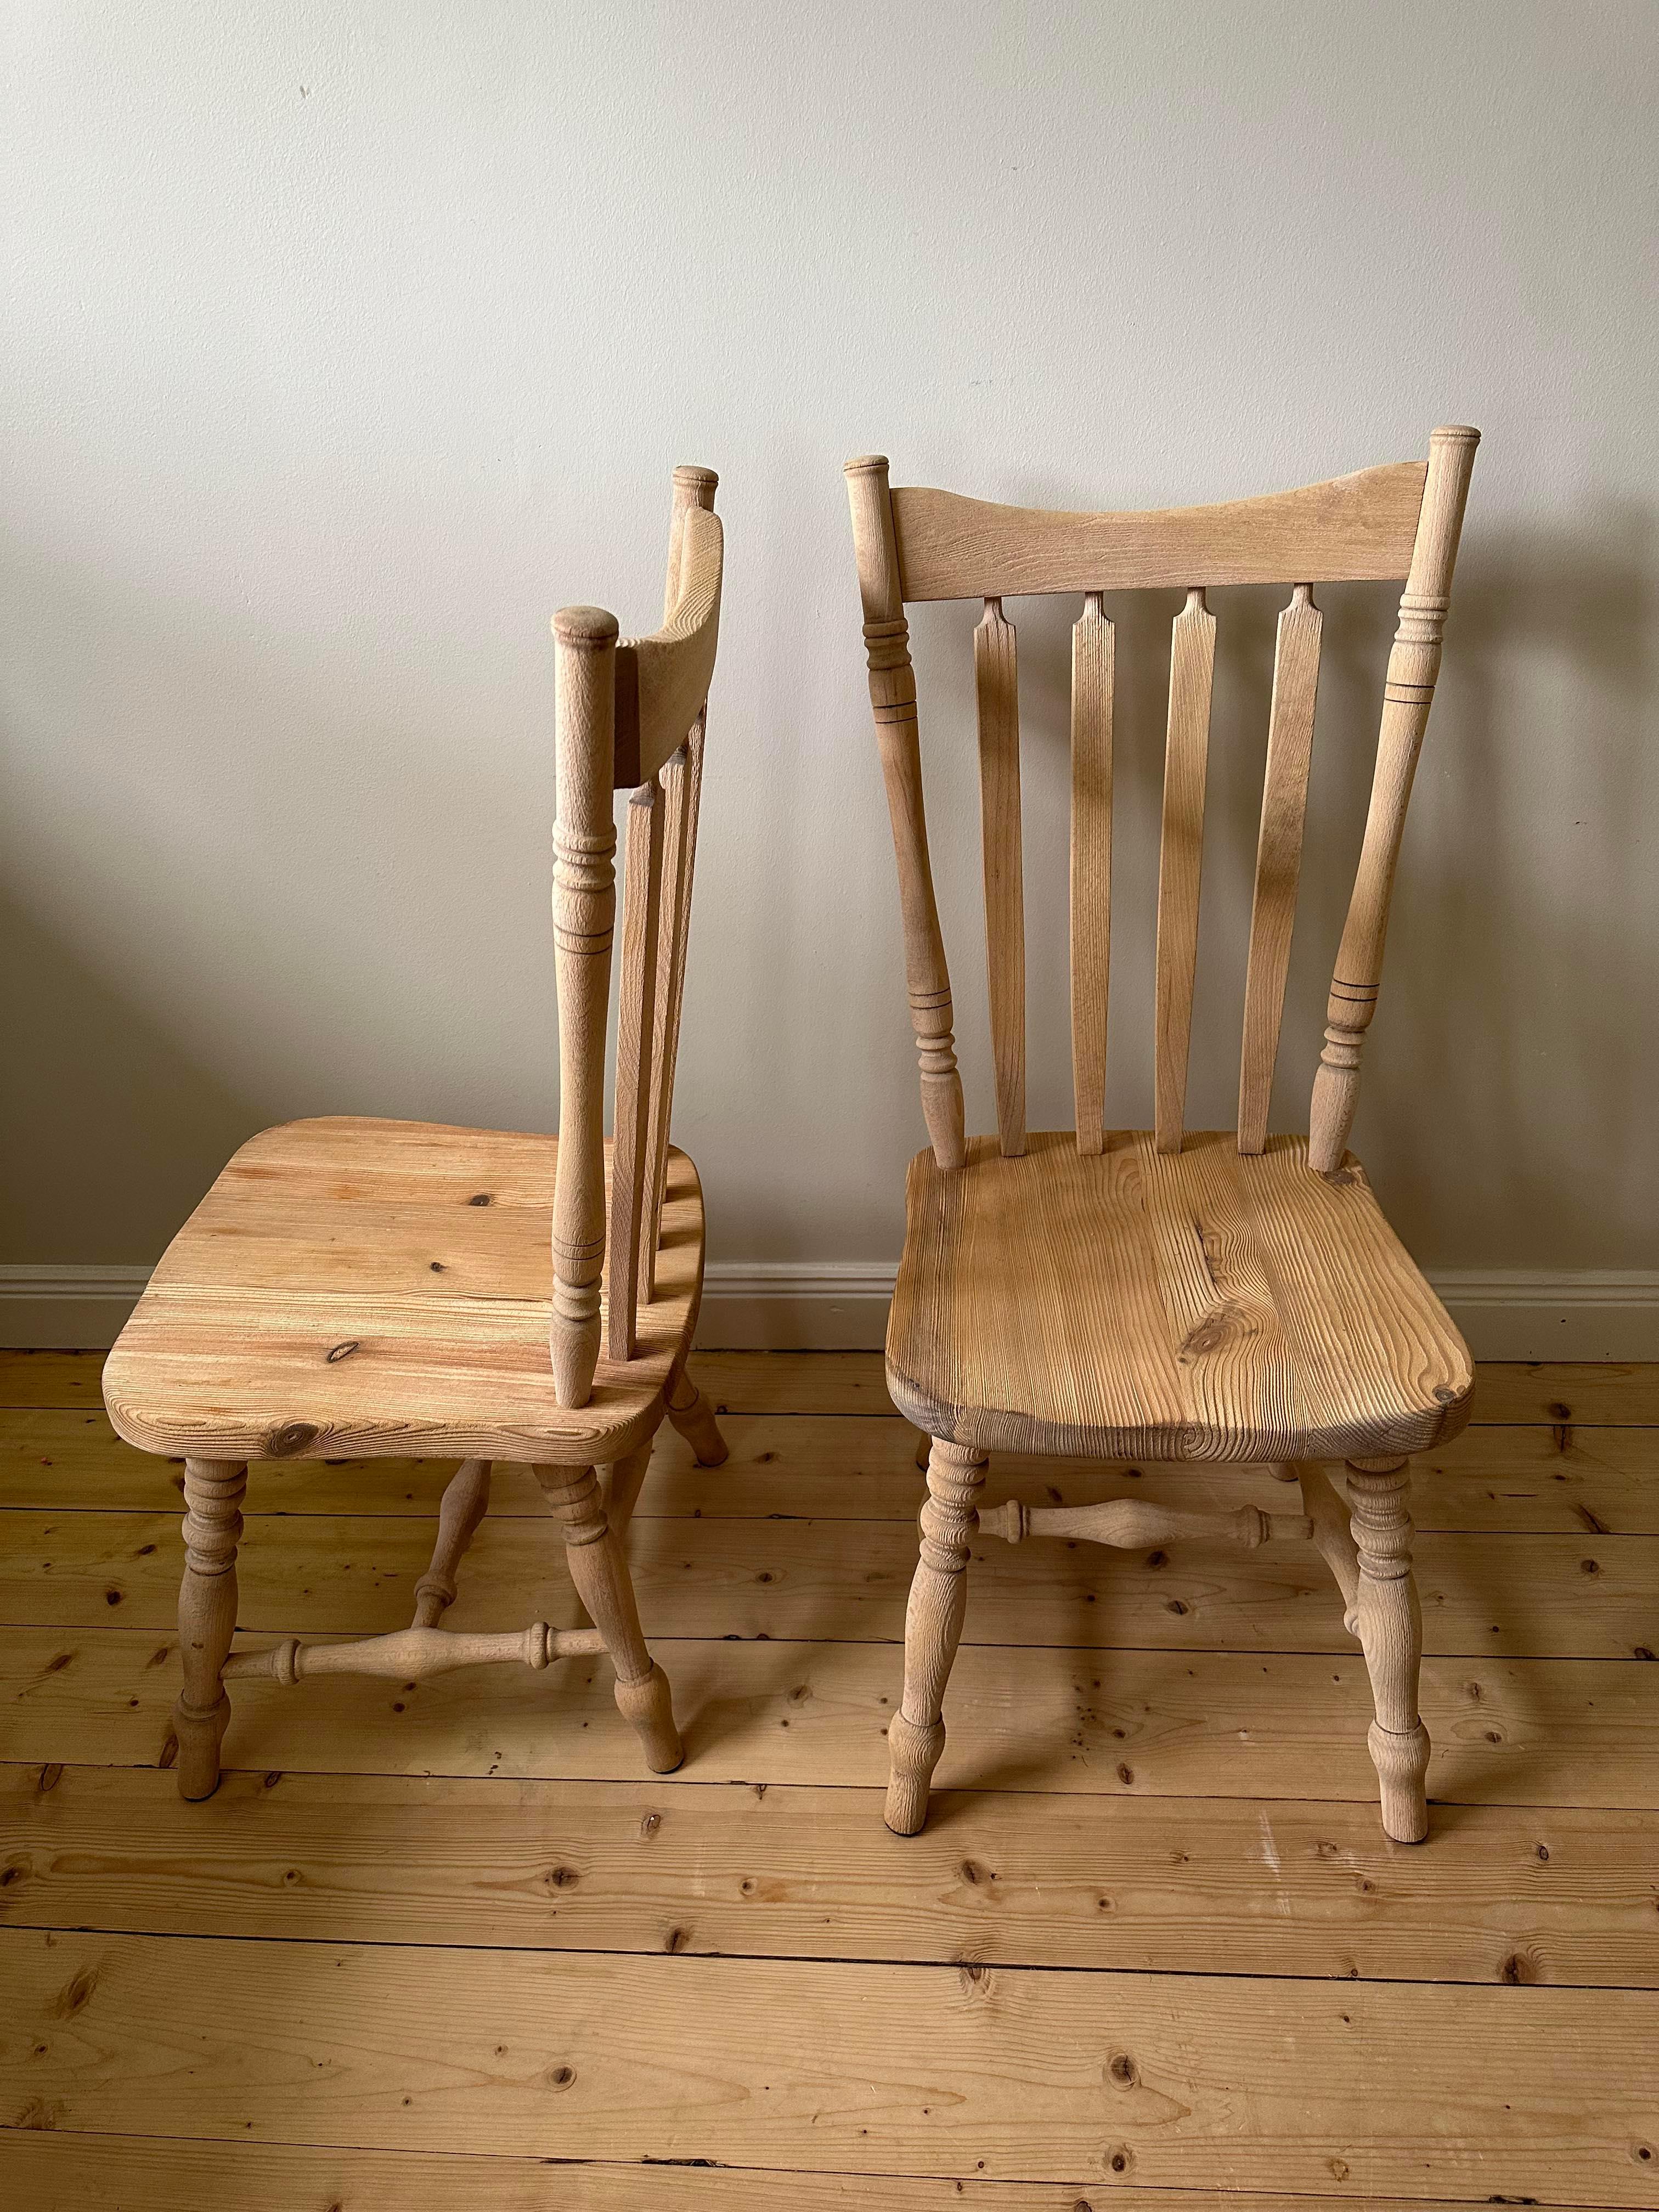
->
xmin=1347 ymin=1455 xmax=1431 ymax=1843
xmin=174 ymin=1458 xmax=248 ymax=1801
xmin=533 ymin=1463 xmax=682 ymax=1774
xmin=886 ymin=1437 xmax=987 ymax=1836
xmin=664 ymin=1370 xmax=729 ymax=1466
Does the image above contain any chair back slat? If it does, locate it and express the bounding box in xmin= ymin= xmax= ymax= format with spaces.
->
xmin=975 ymin=598 xmax=1026 ymax=1156
xmin=639 ymin=723 xmax=701 ymax=1305
xmin=1069 ymin=594 xmax=1114 ymax=1155
xmin=847 ymin=432 xmax=1477 ymax=1179
xmin=605 ymin=783 xmax=665 ymax=1361
xmin=1237 ymin=585 xmax=1323 ymax=1154
xmin=550 ymin=464 xmax=720 ymax=1407
xmin=890 ymin=461 xmax=1429 ymax=600
xmin=1153 ymin=589 xmax=1217 ymax=1153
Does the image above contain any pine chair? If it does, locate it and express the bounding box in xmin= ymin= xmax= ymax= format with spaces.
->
xmin=847 ymin=428 xmax=1480 ymax=1844
xmin=101 ymin=462 xmax=731 ymax=1799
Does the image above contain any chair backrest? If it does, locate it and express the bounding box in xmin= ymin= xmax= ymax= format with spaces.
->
xmin=845 ymin=428 xmax=1477 ymax=1176
xmin=549 ymin=464 xmax=723 ymax=1406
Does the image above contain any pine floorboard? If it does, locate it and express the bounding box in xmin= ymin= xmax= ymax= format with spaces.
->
xmin=1 ymin=1348 xmax=1655 ymax=2207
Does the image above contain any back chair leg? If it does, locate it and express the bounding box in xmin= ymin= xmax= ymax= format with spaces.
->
xmin=886 ymin=1436 xmax=988 ymax=1836
xmin=174 ymin=1458 xmax=248 ymax=1801
xmin=603 ymin=1440 xmax=656 ymax=1543
xmin=412 ymin=1459 xmax=492 ymax=1627
xmin=665 ymin=1370 xmax=729 ymax=1466
xmin=1346 ymin=1455 xmax=1431 ymax=1843
xmin=534 ymin=1463 xmax=682 ymax=1774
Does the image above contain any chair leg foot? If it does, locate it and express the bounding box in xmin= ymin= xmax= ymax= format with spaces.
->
xmin=884 ymin=1711 xmax=944 ymax=1835
xmin=885 ymin=1438 xmax=986 ymax=1836
xmin=666 ymin=1373 xmax=729 ymax=1466
xmin=172 ymin=1690 xmax=230 ymax=1801
xmin=1348 ymin=1456 xmax=1430 ymax=1844
xmin=1369 ymin=1719 xmax=1431 ymax=1843
xmin=616 ymin=1661 xmax=684 ymax=1773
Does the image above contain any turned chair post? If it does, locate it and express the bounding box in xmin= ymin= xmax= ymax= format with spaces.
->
xmin=846 ymin=456 xmax=966 ymax=1170
xmin=173 ymin=1458 xmax=247 ymax=1800
xmin=1310 ymin=426 xmax=1479 ymax=1169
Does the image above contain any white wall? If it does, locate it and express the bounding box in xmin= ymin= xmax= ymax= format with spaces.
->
xmin=4 ymin=1 xmax=1657 ymax=1351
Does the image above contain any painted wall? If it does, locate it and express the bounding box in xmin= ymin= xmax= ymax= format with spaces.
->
xmin=5 ymin=2 xmax=1656 ymax=1346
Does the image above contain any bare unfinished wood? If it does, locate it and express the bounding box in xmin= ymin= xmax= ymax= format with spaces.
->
xmin=888 ymin=1131 xmax=1472 ymax=1463
xmin=19 ymin=1402 xmax=1659 ymax=1531
xmin=885 ymin=1437 xmax=986 ymax=1833
xmin=663 ymin=1367 xmax=730 ymax=1467
xmin=10 ymin=1502 xmax=1654 ymax=1658
xmin=221 ymin=1622 xmax=603 ymax=1682
xmin=1069 ymin=593 xmax=1113 ymax=1152
xmin=1348 ymin=1455 xmax=1431 ymax=1842
xmin=12 ymin=1765 xmax=1659 ymax=1986
xmin=95 ymin=465 xmax=723 ymax=1797
xmin=639 ymin=736 xmax=693 ymax=1301
xmin=534 ymin=1463 xmax=681 ymax=1773
xmin=974 ymin=598 xmax=1026 ymax=1154
xmin=101 ymin=1121 xmax=707 ymax=1465
xmin=1311 ymin=427 xmax=1480 ymax=1169
xmin=889 ymin=460 xmax=1431 ymax=600
xmin=612 ymin=504 xmax=723 ymax=786
xmin=846 ymin=456 xmax=966 ymax=1168
xmin=1297 ymin=1460 xmax=1361 ymax=1627
xmin=977 ymin=1495 xmax=1311 ymax=1549
xmin=7 ymin=1927 xmax=1655 ymax=2199
xmin=411 ymin=1458 xmax=491 ymax=1627
xmin=1238 ymin=584 xmax=1323 ymax=1152
xmin=1153 ymin=588 xmax=1217 ymax=1151
xmin=171 ymin=1459 xmax=245 ymax=1801
xmin=8 ymin=1621 xmax=1656 ymax=1806
xmin=604 ymin=783 xmax=664 ymax=1361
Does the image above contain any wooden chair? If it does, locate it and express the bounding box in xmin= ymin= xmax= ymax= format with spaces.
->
xmin=101 ymin=463 xmax=732 ymax=1798
xmin=847 ymin=428 xmax=1480 ymax=1844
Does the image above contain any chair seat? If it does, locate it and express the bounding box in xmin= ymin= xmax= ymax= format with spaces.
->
xmin=885 ymin=1130 xmax=1473 ymax=1464
xmin=101 ymin=1117 xmax=704 ymax=1465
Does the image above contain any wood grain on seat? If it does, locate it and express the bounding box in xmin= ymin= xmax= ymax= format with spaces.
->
xmin=887 ymin=1131 xmax=1472 ymax=1465
xmin=101 ymin=1117 xmax=704 ymax=1467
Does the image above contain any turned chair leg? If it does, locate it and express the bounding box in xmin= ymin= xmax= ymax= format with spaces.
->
xmin=603 ymin=1440 xmax=655 ymax=1543
xmin=887 ymin=1437 xmax=987 ymax=1836
xmin=1347 ymin=1455 xmax=1431 ymax=1843
xmin=413 ymin=1459 xmax=492 ymax=1628
xmin=664 ymin=1370 xmax=729 ymax=1466
xmin=533 ymin=1463 xmax=682 ymax=1773
xmin=174 ymin=1458 xmax=247 ymax=1801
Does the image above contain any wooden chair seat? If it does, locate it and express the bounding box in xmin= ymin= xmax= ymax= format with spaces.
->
xmin=102 ymin=1116 xmax=706 ymax=1468
xmin=886 ymin=1130 xmax=1473 ymax=1466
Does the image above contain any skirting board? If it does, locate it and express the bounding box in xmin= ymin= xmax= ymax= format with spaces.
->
xmin=1 ymin=1261 xmax=1656 ymax=1362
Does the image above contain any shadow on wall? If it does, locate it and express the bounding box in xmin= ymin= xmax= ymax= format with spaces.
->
xmin=0 ymin=889 xmax=262 ymax=1264
xmin=899 ymin=501 xmax=1656 ymax=1271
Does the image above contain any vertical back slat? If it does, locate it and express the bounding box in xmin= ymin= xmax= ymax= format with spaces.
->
xmin=975 ymin=596 xmax=1026 ymax=1156
xmin=1069 ymin=592 xmax=1114 ymax=1154
xmin=605 ymin=782 xmax=664 ymax=1362
xmin=1237 ymin=584 xmax=1323 ymax=1154
xmin=1153 ymin=587 xmax=1217 ymax=1153
xmin=639 ymin=721 xmax=703 ymax=1303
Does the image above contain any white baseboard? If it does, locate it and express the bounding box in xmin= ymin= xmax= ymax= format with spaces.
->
xmin=3 ymin=1261 xmax=1655 ymax=1363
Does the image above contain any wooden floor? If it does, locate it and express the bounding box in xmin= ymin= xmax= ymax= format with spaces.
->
xmin=2 ymin=1350 xmax=1657 ymax=2210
